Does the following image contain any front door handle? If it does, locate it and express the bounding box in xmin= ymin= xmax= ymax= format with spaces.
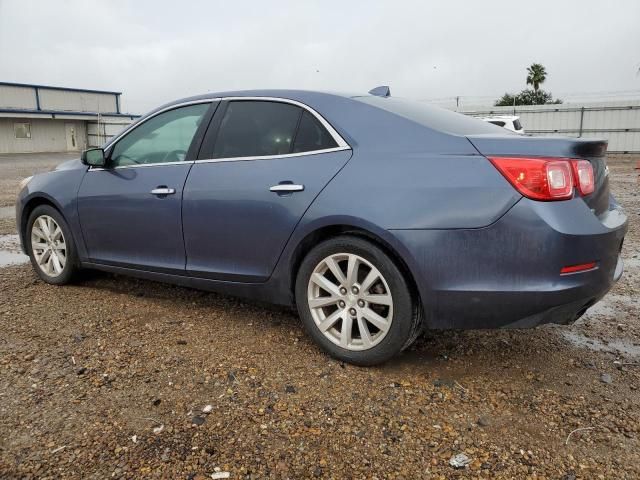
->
xmin=150 ymin=187 xmax=176 ymax=196
xmin=269 ymin=184 xmax=305 ymax=193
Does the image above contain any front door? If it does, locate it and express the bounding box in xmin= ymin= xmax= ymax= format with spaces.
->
xmin=77 ymin=102 xmax=212 ymax=272
xmin=183 ymin=99 xmax=351 ymax=282
xmin=65 ymin=123 xmax=79 ymax=151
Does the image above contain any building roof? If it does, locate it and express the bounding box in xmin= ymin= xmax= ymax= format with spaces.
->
xmin=0 ymin=81 xmax=122 ymax=96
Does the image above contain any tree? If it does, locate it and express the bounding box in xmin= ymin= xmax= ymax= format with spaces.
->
xmin=526 ymin=63 xmax=547 ymax=92
xmin=494 ymin=63 xmax=561 ymax=106
xmin=494 ymin=89 xmax=562 ymax=106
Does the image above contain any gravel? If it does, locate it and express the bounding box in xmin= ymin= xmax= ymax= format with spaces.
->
xmin=0 ymin=155 xmax=638 ymax=478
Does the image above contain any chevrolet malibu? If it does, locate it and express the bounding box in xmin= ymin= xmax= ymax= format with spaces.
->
xmin=16 ymin=88 xmax=628 ymax=365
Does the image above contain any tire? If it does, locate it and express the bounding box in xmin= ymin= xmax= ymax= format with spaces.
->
xmin=295 ymin=235 xmax=422 ymax=366
xmin=26 ymin=205 xmax=79 ymax=285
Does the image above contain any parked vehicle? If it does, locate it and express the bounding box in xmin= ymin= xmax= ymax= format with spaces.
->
xmin=479 ymin=115 xmax=525 ymax=134
xmin=16 ymin=88 xmax=627 ymax=365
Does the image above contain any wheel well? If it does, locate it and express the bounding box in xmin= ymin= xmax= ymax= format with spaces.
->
xmin=20 ymin=197 xmax=59 ymax=243
xmin=289 ymin=225 xmax=420 ymax=304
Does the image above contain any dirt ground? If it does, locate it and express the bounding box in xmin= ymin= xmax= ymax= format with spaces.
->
xmin=0 ymin=153 xmax=638 ymax=479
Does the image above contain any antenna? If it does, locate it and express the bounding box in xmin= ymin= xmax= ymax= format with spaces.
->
xmin=369 ymin=86 xmax=391 ymax=97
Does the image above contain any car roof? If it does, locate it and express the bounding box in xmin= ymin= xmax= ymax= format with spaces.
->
xmin=161 ymin=89 xmax=359 ymax=108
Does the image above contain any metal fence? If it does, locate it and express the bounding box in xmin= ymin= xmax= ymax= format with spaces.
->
xmin=453 ymin=101 xmax=640 ymax=153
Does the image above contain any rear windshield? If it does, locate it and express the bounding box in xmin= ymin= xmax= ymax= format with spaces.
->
xmin=355 ymin=96 xmax=509 ymax=135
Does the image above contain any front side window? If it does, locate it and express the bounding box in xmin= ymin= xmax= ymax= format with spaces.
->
xmin=213 ymin=101 xmax=301 ymax=158
xmin=293 ymin=111 xmax=338 ymax=153
xmin=15 ymin=122 xmax=31 ymax=139
xmin=110 ymin=103 xmax=209 ymax=167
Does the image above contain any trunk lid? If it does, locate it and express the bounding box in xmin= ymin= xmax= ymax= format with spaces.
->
xmin=467 ymin=134 xmax=610 ymax=215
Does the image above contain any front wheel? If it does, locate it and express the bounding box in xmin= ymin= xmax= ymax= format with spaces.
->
xmin=26 ymin=205 xmax=79 ymax=285
xmin=295 ymin=236 xmax=422 ymax=366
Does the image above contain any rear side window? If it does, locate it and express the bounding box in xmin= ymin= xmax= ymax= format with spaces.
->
xmin=488 ymin=120 xmax=506 ymax=127
xmin=213 ymin=101 xmax=301 ymax=158
xmin=356 ymin=96 xmax=507 ymax=135
xmin=512 ymin=119 xmax=523 ymax=130
xmin=293 ymin=111 xmax=338 ymax=153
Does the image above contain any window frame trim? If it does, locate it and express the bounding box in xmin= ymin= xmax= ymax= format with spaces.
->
xmin=90 ymin=96 xmax=351 ymax=171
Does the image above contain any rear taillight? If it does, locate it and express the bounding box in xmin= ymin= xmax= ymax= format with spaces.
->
xmin=488 ymin=156 xmax=595 ymax=201
xmin=571 ymin=159 xmax=595 ymax=195
xmin=488 ymin=157 xmax=574 ymax=201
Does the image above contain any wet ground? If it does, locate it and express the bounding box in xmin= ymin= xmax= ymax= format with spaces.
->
xmin=0 ymin=153 xmax=638 ymax=479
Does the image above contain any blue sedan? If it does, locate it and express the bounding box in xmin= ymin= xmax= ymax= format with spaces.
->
xmin=16 ymin=88 xmax=628 ymax=365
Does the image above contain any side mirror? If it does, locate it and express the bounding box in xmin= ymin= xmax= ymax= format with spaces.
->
xmin=81 ymin=148 xmax=106 ymax=167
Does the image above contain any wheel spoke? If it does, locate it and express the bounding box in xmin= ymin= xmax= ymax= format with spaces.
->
xmin=56 ymin=249 xmax=66 ymax=264
xmin=39 ymin=249 xmax=52 ymax=266
xmin=363 ymin=293 xmax=392 ymax=306
xmin=340 ymin=315 xmax=353 ymax=348
xmin=309 ymin=296 xmax=340 ymax=309
xmin=360 ymin=269 xmax=380 ymax=292
xmin=317 ymin=309 xmax=344 ymax=332
xmin=38 ymin=217 xmax=51 ymax=238
xmin=32 ymin=241 xmax=48 ymax=251
xmin=310 ymin=272 xmax=341 ymax=297
xmin=362 ymin=307 xmax=390 ymax=332
xmin=52 ymin=227 xmax=63 ymax=242
xmin=324 ymin=257 xmax=346 ymax=286
xmin=357 ymin=317 xmax=374 ymax=348
xmin=32 ymin=227 xmax=47 ymax=241
xmin=51 ymin=254 xmax=63 ymax=274
xmin=345 ymin=255 xmax=359 ymax=287
xmin=45 ymin=254 xmax=55 ymax=275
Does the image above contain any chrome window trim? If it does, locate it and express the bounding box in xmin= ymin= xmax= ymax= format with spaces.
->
xmin=195 ymin=145 xmax=351 ymax=165
xmin=220 ymin=96 xmax=350 ymax=149
xmin=89 ymin=160 xmax=194 ymax=172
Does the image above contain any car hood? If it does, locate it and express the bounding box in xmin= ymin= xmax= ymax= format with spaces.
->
xmin=55 ymin=158 xmax=84 ymax=171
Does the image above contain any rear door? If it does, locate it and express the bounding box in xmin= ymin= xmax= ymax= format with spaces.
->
xmin=77 ymin=101 xmax=213 ymax=272
xmin=182 ymin=99 xmax=351 ymax=282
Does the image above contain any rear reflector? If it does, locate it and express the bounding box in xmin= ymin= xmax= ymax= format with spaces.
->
xmin=488 ymin=157 xmax=574 ymax=201
xmin=560 ymin=262 xmax=597 ymax=275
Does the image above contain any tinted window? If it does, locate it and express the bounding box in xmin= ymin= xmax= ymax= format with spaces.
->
xmin=293 ymin=111 xmax=338 ymax=153
xmin=513 ymin=119 xmax=523 ymax=130
xmin=213 ymin=101 xmax=301 ymax=158
xmin=488 ymin=120 xmax=506 ymax=127
xmin=356 ymin=96 xmax=508 ymax=135
xmin=110 ymin=103 xmax=208 ymax=167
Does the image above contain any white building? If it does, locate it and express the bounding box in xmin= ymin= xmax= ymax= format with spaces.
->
xmin=0 ymin=82 xmax=138 ymax=154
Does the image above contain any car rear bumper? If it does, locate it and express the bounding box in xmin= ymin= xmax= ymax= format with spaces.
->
xmin=391 ymin=196 xmax=628 ymax=329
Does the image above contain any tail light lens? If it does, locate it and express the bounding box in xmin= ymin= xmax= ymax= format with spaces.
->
xmin=571 ymin=159 xmax=595 ymax=195
xmin=488 ymin=157 xmax=595 ymax=201
xmin=488 ymin=157 xmax=574 ymax=201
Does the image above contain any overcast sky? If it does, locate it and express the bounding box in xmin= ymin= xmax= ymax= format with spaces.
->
xmin=1 ymin=0 xmax=639 ymax=113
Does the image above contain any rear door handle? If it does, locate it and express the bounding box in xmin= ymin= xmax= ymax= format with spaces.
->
xmin=150 ymin=187 xmax=176 ymax=196
xmin=269 ymin=184 xmax=304 ymax=193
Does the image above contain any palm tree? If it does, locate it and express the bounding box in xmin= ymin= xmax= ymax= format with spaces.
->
xmin=526 ymin=63 xmax=547 ymax=92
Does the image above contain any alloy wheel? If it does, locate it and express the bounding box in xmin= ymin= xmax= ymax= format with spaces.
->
xmin=307 ymin=253 xmax=394 ymax=351
xmin=30 ymin=215 xmax=67 ymax=277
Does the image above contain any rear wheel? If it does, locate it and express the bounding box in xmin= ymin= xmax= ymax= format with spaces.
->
xmin=295 ymin=236 xmax=422 ymax=366
xmin=27 ymin=205 xmax=78 ymax=285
